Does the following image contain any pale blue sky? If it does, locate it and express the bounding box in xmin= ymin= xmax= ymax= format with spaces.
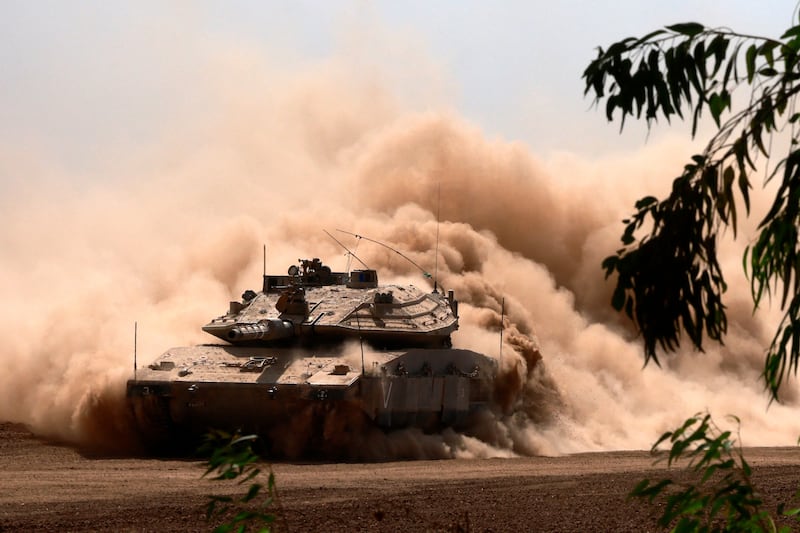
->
xmin=1 ymin=1 xmax=796 ymax=173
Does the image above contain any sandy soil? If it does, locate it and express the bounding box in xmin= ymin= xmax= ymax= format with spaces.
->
xmin=1 ymin=422 xmax=799 ymax=532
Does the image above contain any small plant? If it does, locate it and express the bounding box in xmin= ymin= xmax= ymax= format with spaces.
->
xmin=200 ymin=430 xmax=283 ymax=533
xmin=631 ymin=413 xmax=800 ymax=532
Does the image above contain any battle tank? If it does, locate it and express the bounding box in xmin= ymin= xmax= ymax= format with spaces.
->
xmin=126 ymin=256 xmax=497 ymax=456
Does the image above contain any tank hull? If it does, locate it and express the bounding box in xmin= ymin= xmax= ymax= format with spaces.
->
xmin=126 ymin=344 xmax=495 ymax=456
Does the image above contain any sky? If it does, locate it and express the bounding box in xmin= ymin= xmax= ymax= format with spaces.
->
xmin=1 ymin=1 xmax=795 ymax=175
xmin=3 ymin=1 xmax=800 ymax=456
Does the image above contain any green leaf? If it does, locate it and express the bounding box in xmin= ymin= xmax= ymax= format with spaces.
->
xmin=781 ymin=24 xmax=800 ymax=40
xmin=601 ymin=255 xmax=618 ymax=276
xmin=746 ymin=44 xmax=757 ymax=83
xmin=611 ymin=286 xmax=626 ymax=311
xmin=242 ymin=483 xmax=263 ymax=503
xmin=635 ymin=195 xmax=658 ymax=209
xmin=761 ymin=41 xmax=778 ymax=67
xmin=709 ymin=93 xmax=725 ymax=126
xmin=636 ymin=29 xmax=667 ymax=45
xmin=202 ymin=431 xmax=279 ymax=532
xmin=621 ymin=223 xmax=636 ymax=245
xmin=667 ymin=22 xmax=705 ymax=37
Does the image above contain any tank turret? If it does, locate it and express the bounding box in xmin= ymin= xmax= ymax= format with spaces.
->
xmin=202 ymin=259 xmax=458 ymax=348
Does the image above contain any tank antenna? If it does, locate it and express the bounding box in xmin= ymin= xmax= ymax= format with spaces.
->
xmin=323 ymin=229 xmax=370 ymax=271
xmin=263 ymin=244 xmax=266 ymax=277
xmin=433 ymin=181 xmax=441 ymax=293
xmin=499 ymin=299 xmax=504 ymax=369
xmin=336 ymin=229 xmax=432 ymax=280
xmin=134 ymin=321 xmax=138 ymax=381
xmin=349 ymin=237 xmax=361 ymax=273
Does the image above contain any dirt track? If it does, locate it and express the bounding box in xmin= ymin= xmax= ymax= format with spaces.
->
xmin=1 ymin=422 xmax=799 ymax=532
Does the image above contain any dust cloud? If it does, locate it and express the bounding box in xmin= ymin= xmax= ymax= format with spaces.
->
xmin=2 ymin=52 xmax=798 ymax=459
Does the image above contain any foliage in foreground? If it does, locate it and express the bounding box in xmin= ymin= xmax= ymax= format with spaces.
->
xmin=584 ymin=12 xmax=800 ymax=400
xmin=631 ymin=413 xmax=800 ymax=532
xmin=200 ymin=430 xmax=282 ymax=533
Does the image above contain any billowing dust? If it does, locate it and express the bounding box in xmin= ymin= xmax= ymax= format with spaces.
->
xmin=2 ymin=58 xmax=798 ymax=460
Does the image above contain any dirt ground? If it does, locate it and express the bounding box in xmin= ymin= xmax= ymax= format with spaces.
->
xmin=1 ymin=422 xmax=799 ymax=532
